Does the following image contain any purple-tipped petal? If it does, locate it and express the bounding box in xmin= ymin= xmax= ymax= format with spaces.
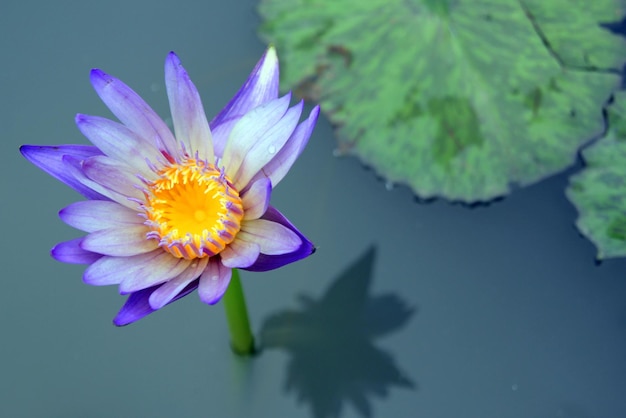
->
xmin=198 ymin=259 xmax=232 ymax=305
xmin=83 ymin=250 xmax=162 ymax=286
xmin=51 ymin=238 xmax=102 ymax=264
xmin=164 ymin=52 xmax=214 ymax=162
xmin=220 ymin=239 xmax=261 ymax=268
xmin=118 ymin=252 xmax=191 ymax=294
xmin=238 ymin=219 xmax=301 ymax=255
xmin=20 ymin=145 xmax=106 ymax=200
xmin=81 ymin=225 xmax=157 ymax=257
xmin=210 ymin=46 xmax=279 ymax=153
xmin=232 ymin=101 xmax=303 ymax=189
xmin=244 ymin=206 xmax=315 ymax=272
xmin=113 ymin=278 xmax=199 ymax=326
xmin=241 ymin=177 xmax=272 ymax=220
xmin=148 ymin=257 xmax=209 ymax=309
xmin=81 ymin=156 xmax=145 ymax=203
xmin=250 ymin=105 xmax=320 ymax=187
xmin=59 ymin=200 xmax=142 ymax=232
xmin=221 ymin=94 xmax=291 ymax=181
xmin=90 ymin=68 xmax=178 ymax=156
xmin=75 ymin=114 xmax=161 ymax=175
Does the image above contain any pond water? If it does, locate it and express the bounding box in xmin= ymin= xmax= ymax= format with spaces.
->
xmin=2 ymin=1 xmax=626 ymax=417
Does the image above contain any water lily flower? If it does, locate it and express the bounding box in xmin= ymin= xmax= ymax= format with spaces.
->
xmin=21 ymin=47 xmax=319 ymax=326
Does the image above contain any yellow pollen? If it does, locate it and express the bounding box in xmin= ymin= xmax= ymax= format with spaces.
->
xmin=143 ymin=158 xmax=243 ymax=260
xmin=194 ymin=210 xmax=206 ymax=222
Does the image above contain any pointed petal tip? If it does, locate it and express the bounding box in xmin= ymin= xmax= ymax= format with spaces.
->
xmin=19 ymin=144 xmax=33 ymax=159
xmin=113 ymin=313 xmax=135 ymax=327
xmin=265 ymin=45 xmax=278 ymax=62
xmin=311 ymin=104 xmax=321 ymax=120
xmin=89 ymin=68 xmax=108 ymax=84
xmin=206 ymin=293 xmax=226 ymax=305
xmin=165 ymin=51 xmax=182 ymax=67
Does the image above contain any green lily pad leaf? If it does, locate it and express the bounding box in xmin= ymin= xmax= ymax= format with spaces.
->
xmin=258 ymin=0 xmax=625 ymax=201
xmin=567 ymin=90 xmax=626 ymax=260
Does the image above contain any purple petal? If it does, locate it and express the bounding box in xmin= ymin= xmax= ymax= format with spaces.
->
xmin=81 ymin=156 xmax=145 ymax=204
xmin=62 ymin=155 xmax=138 ymax=209
xmin=113 ymin=278 xmax=199 ymax=326
xmin=241 ymin=177 xmax=272 ymax=220
xmin=20 ymin=145 xmax=106 ymax=199
xmin=164 ymin=52 xmax=214 ymax=162
xmin=75 ymin=114 xmax=161 ymax=175
xmin=90 ymin=69 xmax=178 ymax=156
xmin=81 ymin=225 xmax=157 ymax=256
xmin=198 ymin=259 xmax=232 ymax=305
xmin=118 ymin=252 xmax=191 ymax=294
xmin=148 ymin=257 xmax=209 ymax=309
xmin=221 ymin=93 xmax=291 ymax=182
xmin=232 ymin=101 xmax=303 ymax=189
xmin=210 ymin=46 xmax=279 ymax=152
xmin=249 ymin=105 xmax=320 ymax=187
xmin=83 ymin=250 xmax=163 ymax=286
xmin=59 ymin=200 xmax=142 ymax=232
xmin=238 ymin=219 xmax=301 ymax=255
xmin=244 ymin=206 xmax=315 ymax=272
xmin=220 ymin=239 xmax=261 ymax=268
xmin=51 ymin=237 xmax=102 ymax=264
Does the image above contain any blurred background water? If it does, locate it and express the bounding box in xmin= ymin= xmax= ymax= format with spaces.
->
xmin=2 ymin=1 xmax=626 ymax=417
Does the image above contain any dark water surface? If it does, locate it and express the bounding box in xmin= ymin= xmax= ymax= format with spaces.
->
xmin=2 ymin=1 xmax=626 ymax=417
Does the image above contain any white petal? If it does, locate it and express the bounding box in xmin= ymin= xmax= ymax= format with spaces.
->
xmin=119 ymin=252 xmax=192 ymax=294
xmin=214 ymin=46 xmax=279 ymax=122
xmin=81 ymin=225 xmax=157 ymax=256
xmin=81 ymin=156 xmax=145 ymax=203
xmin=249 ymin=105 xmax=320 ymax=187
xmin=76 ymin=114 xmax=161 ymax=175
xmin=238 ymin=219 xmax=301 ymax=255
xmin=232 ymin=101 xmax=303 ymax=189
xmin=164 ymin=52 xmax=214 ymax=162
xmin=83 ymin=250 xmax=163 ymax=286
xmin=198 ymin=259 xmax=232 ymax=304
xmin=59 ymin=200 xmax=142 ymax=232
xmin=241 ymin=177 xmax=271 ymax=220
xmin=221 ymin=94 xmax=291 ymax=181
xmin=148 ymin=257 xmax=209 ymax=309
xmin=63 ymin=155 xmax=138 ymax=210
xmin=220 ymin=239 xmax=260 ymax=268
xmin=90 ymin=69 xmax=179 ymax=157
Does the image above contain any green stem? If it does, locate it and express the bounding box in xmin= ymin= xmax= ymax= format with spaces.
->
xmin=223 ymin=268 xmax=255 ymax=355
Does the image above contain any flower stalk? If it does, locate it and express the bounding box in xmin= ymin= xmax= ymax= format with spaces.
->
xmin=223 ymin=269 xmax=255 ymax=355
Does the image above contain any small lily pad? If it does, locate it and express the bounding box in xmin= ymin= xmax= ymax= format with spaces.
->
xmin=258 ymin=0 xmax=625 ymax=201
xmin=567 ymin=90 xmax=626 ymax=260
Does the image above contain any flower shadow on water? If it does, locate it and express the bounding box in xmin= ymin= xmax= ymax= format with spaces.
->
xmin=259 ymin=246 xmax=416 ymax=418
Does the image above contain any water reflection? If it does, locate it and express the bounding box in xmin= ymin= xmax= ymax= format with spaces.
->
xmin=260 ymin=247 xmax=415 ymax=417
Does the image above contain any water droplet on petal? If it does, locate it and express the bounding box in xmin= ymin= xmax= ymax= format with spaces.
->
xmin=211 ymin=275 xmax=219 ymax=281
xmin=268 ymin=144 xmax=276 ymax=154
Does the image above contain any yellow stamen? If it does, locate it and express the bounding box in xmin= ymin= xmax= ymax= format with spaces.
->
xmin=143 ymin=158 xmax=243 ymax=260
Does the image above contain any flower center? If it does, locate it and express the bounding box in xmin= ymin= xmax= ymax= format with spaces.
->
xmin=143 ymin=158 xmax=243 ymax=260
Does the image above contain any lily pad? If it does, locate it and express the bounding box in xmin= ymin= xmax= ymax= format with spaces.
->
xmin=567 ymin=90 xmax=626 ymax=260
xmin=258 ymin=0 xmax=625 ymax=201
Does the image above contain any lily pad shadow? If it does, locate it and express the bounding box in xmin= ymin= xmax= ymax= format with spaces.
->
xmin=259 ymin=247 xmax=415 ymax=418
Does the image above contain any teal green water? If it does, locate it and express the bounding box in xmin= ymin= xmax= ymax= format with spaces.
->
xmin=1 ymin=1 xmax=625 ymax=417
